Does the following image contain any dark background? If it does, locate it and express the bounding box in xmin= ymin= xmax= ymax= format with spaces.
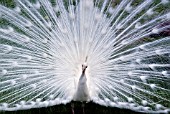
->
xmin=0 ymin=102 xmax=145 ymax=114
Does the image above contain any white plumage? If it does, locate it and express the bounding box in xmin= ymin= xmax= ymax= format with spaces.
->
xmin=0 ymin=0 xmax=170 ymax=113
xmin=73 ymin=63 xmax=90 ymax=102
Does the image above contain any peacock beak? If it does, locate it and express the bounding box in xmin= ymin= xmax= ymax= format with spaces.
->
xmin=82 ymin=63 xmax=88 ymax=73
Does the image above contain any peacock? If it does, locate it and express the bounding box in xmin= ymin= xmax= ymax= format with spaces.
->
xmin=0 ymin=0 xmax=170 ymax=113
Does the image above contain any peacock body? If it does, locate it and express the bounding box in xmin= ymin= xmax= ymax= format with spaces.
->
xmin=0 ymin=0 xmax=170 ymax=113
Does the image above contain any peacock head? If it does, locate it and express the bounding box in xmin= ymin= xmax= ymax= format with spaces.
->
xmin=82 ymin=63 xmax=88 ymax=73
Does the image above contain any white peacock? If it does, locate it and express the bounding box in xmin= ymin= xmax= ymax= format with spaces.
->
xmin=0 ymin=0 xmax=170 ymax=113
